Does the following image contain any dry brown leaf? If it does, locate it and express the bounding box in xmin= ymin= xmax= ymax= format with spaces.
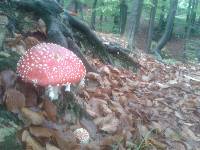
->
xmin=148 ymin=138 xmax=167 ymax=150
xmin=109 ymin=101 xmax=126 ymax=115
xmin=99 ymin=66 xmax=111 ymax=75
xmin=4 ymin=89 xmax=25 ymax=113
xmin=86 ymin=72 xmax=102 ymax=82
xmin=0 ymin=70 xmax=17 ymax=89
xmin=46 ymin=143 xmax=60 ymax=150
xmin=29 ymin=126 xmax=53 ymax=138
xmin=170 ymin=141 xmax=187 ymax=150
xmin=99 ymin=103 xmax=112 ymax=116
xmin=100 ymin=134 xmax=125 ymax=146
xmin=4 ymin=34 xmax=26 ymax=55
xmin=87 ymin=98 xmax=107 ymax=117
xmin=94 ymin=114 xmax=119 ymax=134
xmin=43 ymin=99 xmax=57 ymax=122
xmin=21 ymin=107 xmax=45 ymax=125
xmin=101 ymin=76 xmax=111 ymax=88
xmin=109 ymin=67 xmax=121 ymax=75
xmin=52 ymin=130 xmax=80 ymax=150
xmin=24 ymin=36 xmax=40 ymax=49
xmin=16 ymin=81 xmax=38 ymax=107
xmin=22 ymin=130 xmax=44 ymax=150
xmin=37 ymin=19 xmax=46 ymax=34
xmin=119 ymin=96 xmax=128 ymax=107
xmin=181 ymin=126 xmax=200 ymax=142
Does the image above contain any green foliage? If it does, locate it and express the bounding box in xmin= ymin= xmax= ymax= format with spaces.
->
xmin=0 ymin=51 xmax=20 ymax=72
xmin=0 ymin=106 xmax=23 ymax=150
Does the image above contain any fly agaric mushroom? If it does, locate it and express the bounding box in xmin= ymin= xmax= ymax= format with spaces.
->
xmin=73 ymin=128 xmax=90 ymax=144
xmin=17 ymin=43 xmax=86 ymax=100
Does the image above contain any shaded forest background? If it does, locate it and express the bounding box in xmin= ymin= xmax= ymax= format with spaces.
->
xmin=63 ymin=0 xmax=200 ymax=62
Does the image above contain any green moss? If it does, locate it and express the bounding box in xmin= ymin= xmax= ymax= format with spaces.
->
xmin=0 ymin=51 xmax=20 ymax=72
xmin=0 ymin=106 xmax=23 ymax=150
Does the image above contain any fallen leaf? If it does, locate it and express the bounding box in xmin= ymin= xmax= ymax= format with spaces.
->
xmin=16 ymin=81 xmax=38 ymax=107
xmin=94 ymin=114 xmax=119 ymax=134
xmin=0 ymin=70 xmax=16 ymax=89
xmin=43 ymin=99 xmax=57 ymax=122
xmin=52 ymin=130 xmax=80 ymax=150
xmin=24 ymin=36 xmax=40 ymax=49
xmin=99 ymin=66 xmax=111 ymax=75
xmin=29 ymin=126 xmax=53 ymax=138
xmin=4 ymin=89 xmax=25 ymax=113
xmin=86 ymin=72 xmax=102 ymax=82
xmin=148 ymin=138 xmax=167 ymax=150
xmin=46 ymin=143 xmax=60 ymax=150
xmin=22 ymin=130 xmax=44 ymax=150
xmin=80 ymin=117 xmax=97 ymax=139
xmin=181 ymin=126 xmax=200 ymax=142
xmin=21 ymin=107 xmax=45 ymax=125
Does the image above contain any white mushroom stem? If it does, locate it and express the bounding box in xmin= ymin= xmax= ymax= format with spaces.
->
xmin=79 ymin=78 xmax=85 ymax=87
xmin=45 ymin=85 xmax=61 ymax=100
xmin=64 ymin=84 xmax=71 ymax=92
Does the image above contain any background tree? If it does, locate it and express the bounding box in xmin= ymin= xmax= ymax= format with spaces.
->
xmin=146 ymin=0 xmax=158 ymax=52
xmin=90 ymin=0 xmax=98 ymax=30
xmin=153 ymin=0 xmax=178 ymax=57
xmin=127 ymin=0 xmax=144 ymax=50
xmin=119 ymin=0 xmax=128 ymax=36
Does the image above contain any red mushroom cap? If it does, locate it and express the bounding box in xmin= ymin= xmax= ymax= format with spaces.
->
xmin=17 ymin=43 xmax=86 ymax=86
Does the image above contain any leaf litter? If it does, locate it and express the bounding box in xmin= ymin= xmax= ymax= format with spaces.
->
xmin=1 ymin=30 xmax=200 ymax=149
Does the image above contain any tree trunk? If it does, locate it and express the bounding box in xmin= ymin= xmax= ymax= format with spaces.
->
xmin=119 ymin=0 xmax=128 ymax=36
xmin=153 ymin=0 xmax=178 ymax=58
xmin=99 ymin=12 xmax=103 ymax=32
xmin=184 ymin=0 xmax=197 ymax=61
xmin=146 ymin=0 xmax=158 ymax=53
xmin=69 ymin=0 xmax=84 ymax=19
xmin=158 ymin=0 xmax=167 ymax=33
xmin=127 ymin=0 xmax=144 ymax=50
xmin=90 ymin=0 xmax=98 ymax=30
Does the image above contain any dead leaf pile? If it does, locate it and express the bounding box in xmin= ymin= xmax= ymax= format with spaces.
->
xmin=1 ymin=25 xmax=200 ymax=149
xmin=75 ymin=53 xmax=200 ymax=149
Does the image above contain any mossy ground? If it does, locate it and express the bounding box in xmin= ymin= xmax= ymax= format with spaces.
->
xmin=0 ymin=105 xmax=23 ymax=150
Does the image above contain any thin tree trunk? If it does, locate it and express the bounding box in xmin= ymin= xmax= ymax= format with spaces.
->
xmin=186 ymin=0 xmax=192 ymax=24
xmin=90 ymin=0 xmax=98 ymax=30
xmin=127 ymin=0 xmax=144 ymax=50
xmin=153 ymin=0 xmax=178 ymax=57
xmin=73 ymin=0 xmax=84 ymax=19
xmin=191 ymin=0 xmax=198 ymax=30
xmin=158 ymin=0 xmax=166 ymax=32
xmin=183 ymin=0 xmax=196 ymax=61
xmin=146 ymin=0 xmax=158 ymax=53
xmin=119 ymin=0 xmax=127 ymax=36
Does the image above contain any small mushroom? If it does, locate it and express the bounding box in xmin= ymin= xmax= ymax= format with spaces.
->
xmin=17 ymin=43 xmax=86 ymax=100
xmin=73 ymin=128 xmax=90 ymax=144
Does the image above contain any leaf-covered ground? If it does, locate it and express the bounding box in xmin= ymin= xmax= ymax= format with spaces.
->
xmin=0 ymin=20 xmax=200 ymax=149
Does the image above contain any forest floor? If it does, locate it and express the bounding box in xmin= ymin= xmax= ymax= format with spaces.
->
xmin=0 ymin=31 xmax=200 ymax=150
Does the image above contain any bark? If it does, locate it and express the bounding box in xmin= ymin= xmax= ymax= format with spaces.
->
xmin=68 ymin=0 xmax=84 ymax=19
xmin=184 ymin=0 xmax=198 ymax=61
xmin=119 ymin=0 xmax=127 ymax=36
xmin=158 ymin=0 xmax=167 ymax=32
xmin=66 ymin=13 xmax=140 ymax=68
xmin=127 ymin=0 xmax=144 ymax=50
xmin=90 ymin=0 xmax=98 ymax=30
xmin=146 ymin=0 xmax=158 ymax=53
xmin=186 ymin=0 xmax=198 ymax=24
xmin=153 ymin=0 xmax=178 ymax=57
